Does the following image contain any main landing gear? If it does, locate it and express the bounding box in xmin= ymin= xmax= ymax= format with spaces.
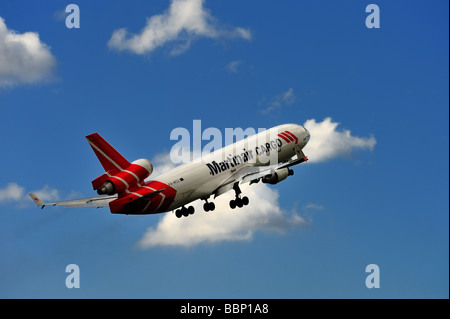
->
xmin=175 ymin=183 xmax=249 ymax=218
xmin=203 ymin=199 xmax=215 ymax=212
xmin=229 ymin=196 xmax=249 ymax=209
xmin=229 ymin=182 xmax=249 ymax=209
xmin=175 ymin=205 xmax=194 ymax=218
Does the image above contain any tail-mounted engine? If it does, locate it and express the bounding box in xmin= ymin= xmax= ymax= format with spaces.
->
xmin=92 ymin=159 xmax=153 ymax=195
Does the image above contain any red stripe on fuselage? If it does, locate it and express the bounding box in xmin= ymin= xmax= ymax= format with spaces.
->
xmin=109 ymin=180 xmax=177 ymax=215
xmin=284 ymin=131 xmax=298 ymax=144
xmin=278 ymin=133 xmax=291 ymax=143
xmin=280 ymin=132 xmax=294 ymax=143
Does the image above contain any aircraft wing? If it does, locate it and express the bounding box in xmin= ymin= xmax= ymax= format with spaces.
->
xmin=213 ymin=151 xmax=308 ymax=198
xmin=28 ymin=193 xmax=117 ymax=209
xmin=240 ymin=155 xmax=308 ymax=183
xmin=29 ymin=185 xmax=166 ymax=210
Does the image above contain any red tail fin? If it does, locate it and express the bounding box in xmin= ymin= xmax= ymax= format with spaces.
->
xmin=86 ymin=133 xmax=130 ymax=173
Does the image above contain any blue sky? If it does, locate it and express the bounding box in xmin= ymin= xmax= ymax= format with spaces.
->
xmin=0 ymin=0 xmax=448 ymax=298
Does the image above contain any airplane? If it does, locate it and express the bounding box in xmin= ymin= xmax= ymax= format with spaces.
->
xmin=29 ymin=124 xmax=310 ymax=218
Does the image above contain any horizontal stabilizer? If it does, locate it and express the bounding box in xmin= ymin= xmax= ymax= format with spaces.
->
xmin=28 ymin=192 xmax=117 ymax=209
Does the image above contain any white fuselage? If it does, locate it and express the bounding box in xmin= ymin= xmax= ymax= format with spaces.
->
xmin=154 ymin=124 xmax=310 ymax=211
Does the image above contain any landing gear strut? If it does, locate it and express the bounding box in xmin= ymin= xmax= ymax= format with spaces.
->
xmin=229 ymin=182 xmax=249 ymax=209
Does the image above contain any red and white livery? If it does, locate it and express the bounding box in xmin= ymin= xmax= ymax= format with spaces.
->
xmin=30 ymin=124 xmax=310 ymax=218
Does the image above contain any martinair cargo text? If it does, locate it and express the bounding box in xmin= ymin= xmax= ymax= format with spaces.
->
xmin=30 ymin=124 xmax=310 ymax=218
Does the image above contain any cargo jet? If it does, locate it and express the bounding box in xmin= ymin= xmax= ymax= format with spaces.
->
xmin=29 ymin=124 xmax=310 ymax=218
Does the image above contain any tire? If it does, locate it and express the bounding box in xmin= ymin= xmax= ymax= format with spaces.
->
xmin=229 ymin=200 xmax=236 ymax=209
xmin=175 ymin=209 xmax=182 ymax=218
xmin=209 ymin=202 xmax=215 ymax=211
xmin=182 ymin=208 xmax=189 ymax=217
xmin=188 ymin=206 xmax=195 ymax=215
xmin=242 ymin=196 xmax=249 ymax=206
xmin=236 ymin=197 xmax=243 ymax=208
xmin=203 ymin=203 xmax=210 ymax=212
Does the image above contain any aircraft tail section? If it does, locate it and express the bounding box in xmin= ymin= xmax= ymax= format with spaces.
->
xmin=86 ymin=133 xmax=131 ymax=173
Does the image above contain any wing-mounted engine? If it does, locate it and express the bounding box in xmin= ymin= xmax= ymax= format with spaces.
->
xmin=93 ymin=159 xmax=153 ymax=195
xmin=262 ymin=167 xmax=294 ymax=185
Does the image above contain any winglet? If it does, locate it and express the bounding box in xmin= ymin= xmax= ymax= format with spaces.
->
xmin=29 ymin=193 xmax=45 ymax=208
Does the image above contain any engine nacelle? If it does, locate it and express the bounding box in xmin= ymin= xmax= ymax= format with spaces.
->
xmin=262 ymin=168 xmax=293 ymax=185
xmin=96 ymin=159 xmax=153 ymax=195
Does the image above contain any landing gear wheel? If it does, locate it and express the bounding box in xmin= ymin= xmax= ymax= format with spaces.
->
xmin=242 ymin=196 xmax=249 ymax=206
xmin=182 ymin=207 xmax=189 ymax=217
xmin=229 ymin=200 xmax=236 ymax=209
xmin=203 ymin=202 xmax=215 ymax=212
xmin=175 ymin=209 xmax=182 ymax=218
xmin=188 ymin=206 xmax=195 ymax=215
xmin=236 ymin=197 xmax=243 ymax=208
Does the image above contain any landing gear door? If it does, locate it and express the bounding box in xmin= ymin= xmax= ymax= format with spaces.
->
xmin=294 ymin=145 xmax=306 ymax=160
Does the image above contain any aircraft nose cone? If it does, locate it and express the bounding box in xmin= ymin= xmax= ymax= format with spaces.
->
xmin=303 ymin=127 xmax=310 ymax=145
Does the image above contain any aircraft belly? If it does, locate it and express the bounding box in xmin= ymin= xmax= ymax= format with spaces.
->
xmin=165 ymin=168 xmax=230 ymax=211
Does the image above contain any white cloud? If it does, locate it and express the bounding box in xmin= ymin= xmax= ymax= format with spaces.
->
xmin=0 ymin=183 xmax=60 ymax=205
xmin=234 ymin=27 xmax=252 ymax=41
xmin=0 ymin=17 xmax=57 ymax=87
xmin=302 ymin=203 xmax=324 ymax=211
xmin=108 ymin=0 xmax=251 ymax=55
xmin=303 ymin=117 xmax=377 ymax=162
xmin=30 ymin=185 xmax=60 ymax=202
xmin=261 ymin=88 xmax=296 ymax=114
xmin=281 ymin=88 xmax=296 ymax=105
xmin=226 ymin=60 xmax=243 ymax=73
xmin=0 ymin=183 xmax=25 ymax=203
xmin=52 ymin=9 xmax=67 ymax=21
xmin=137 ymin=182 xmax=309 ymax=249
